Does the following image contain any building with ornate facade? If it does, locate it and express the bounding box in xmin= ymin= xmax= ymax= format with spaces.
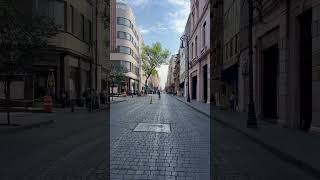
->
xmin=188 ymin=0 xmax=210 ymax=103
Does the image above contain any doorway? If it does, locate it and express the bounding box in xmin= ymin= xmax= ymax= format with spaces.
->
xmin=192 ymin=76 xmax=197 ymax=100
xmin=299 ymin=9 xmax=312 ymax=132
xmin=263 ymin=44 xmax=279 ymax=120
xmin=203 ymin=65 xmax=208 ymax=103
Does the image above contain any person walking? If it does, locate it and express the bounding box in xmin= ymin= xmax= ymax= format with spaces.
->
xmin=157 ymin=90 xmax=161 ymax=99
xmin=229 ymin=92 xmax=236 ymax=111
xmin=61 ymin=89 xmax=67 ymax=108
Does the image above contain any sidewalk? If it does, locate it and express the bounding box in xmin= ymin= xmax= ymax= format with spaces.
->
xmin=174 ymin=95 xmax=210 ymax=116
xmin=0 ymin=112 xmax=55 ymax=134
xmin=110 ymin=96 xmax=128 ymax=104
xmin=173 ymin=96 xmax=320 ymax=178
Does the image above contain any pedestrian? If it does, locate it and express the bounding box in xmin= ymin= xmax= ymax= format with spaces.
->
xmin=229 ymin=92 xmax=236 ymax=111
xmin=61 ymin=89 xmax=67 ymax=108
xmin=157 ymin=90 xmax=161 ymax=99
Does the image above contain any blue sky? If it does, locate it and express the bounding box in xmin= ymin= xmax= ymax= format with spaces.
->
xmin=118 ymin=0 xmax=190 ymax=88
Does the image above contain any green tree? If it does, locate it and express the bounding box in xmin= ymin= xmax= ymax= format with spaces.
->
xmin=141 ymin=42 xmax=170 ymax=93
xmin=109 ymin=63 xmax=128 ymax=101
xmin=0 ymin=2 xmax=59 ymax=125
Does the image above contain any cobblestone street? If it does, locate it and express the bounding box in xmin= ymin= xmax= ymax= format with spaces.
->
xmin=110 ymin=94 xmax=210 ymax=180
xmin=111 ymin=94 xmax=318 ymax=180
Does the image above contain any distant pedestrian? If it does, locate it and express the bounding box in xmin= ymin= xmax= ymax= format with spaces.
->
xmin=157 ymin=90 xmax=161 ymax=99
xmin=61 ymin=89 xmax=67 ymax=108
xmin=229 ymin=92 xmax=236 ymax=111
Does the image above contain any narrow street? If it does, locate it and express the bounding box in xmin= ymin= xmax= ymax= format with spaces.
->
xmin=110 ymin=94 xmax=210 ymax=180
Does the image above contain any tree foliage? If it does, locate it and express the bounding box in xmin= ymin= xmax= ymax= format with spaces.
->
xmin=141 ymin=42 xmax=170 ymax=91
xmin=109 ymin=63 xmax=128 ymax=87
xmin=0 ymin=3 xmax=59 ymax=75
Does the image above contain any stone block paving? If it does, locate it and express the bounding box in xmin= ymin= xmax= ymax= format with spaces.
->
xmin=110 ymin=94 xmax=210 ymax=180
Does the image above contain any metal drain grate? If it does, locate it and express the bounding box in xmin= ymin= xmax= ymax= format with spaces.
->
xmin=133 ymin=123 xmax=170 ymax=133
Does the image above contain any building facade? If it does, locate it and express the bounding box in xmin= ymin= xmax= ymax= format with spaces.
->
xmin=110 ymin=2 xmax=143 ymax=94
xmin=179 ymin=15 xmax=191 ymax=98
xmin=188 ymin=0 xmax=210 ymax=103
xmin=0 ymin=0 xmax=107 ymax=104
xmin=166 ymin=55 xmax=177 ymax=94
xmin=211 ymin=0 xmax=319 ymax=131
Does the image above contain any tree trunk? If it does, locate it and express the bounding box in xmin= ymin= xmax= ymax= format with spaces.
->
xmin=5 ymin=80 xmax=11 ymax=125
xmin=144 ymin=79 xmax=148 ymax=94
xmin=111 ymin=82 xmax=114 ymax=101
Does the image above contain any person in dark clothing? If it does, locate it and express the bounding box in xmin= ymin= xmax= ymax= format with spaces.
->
xmin=61 ymin=89 xmax=67 ymax=108
xmin=157 ymin=90 xmax=161 ymax=99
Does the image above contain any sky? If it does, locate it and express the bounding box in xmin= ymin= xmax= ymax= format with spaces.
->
xmin=118 ymin=0 xmax=190 ymax=89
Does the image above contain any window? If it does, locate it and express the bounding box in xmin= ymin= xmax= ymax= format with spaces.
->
xmin=195 ymin=36 xmax=198 ymax=57
xmin=120 ymin=61 xmax=131 ymax=72
xmin=230 ymin=38 xmax=233 ymax=57
xmin=88 ymin=20 xmax=92 ymax=42
xmin=117 ymin=46 xmax=131 ymax=55
xmin=235 ymin=34 xmax=238 ymax=53
xmin=80 ymin=14 xmax=85 ymax=40
xmin=203 ymin=22 xmax=206 ymax=47
xmin=117 ymin=31 xmax=131 ymax=41
xmin=191 ymin=42 xmax=194 ymax=59
xmin=70 ymin=5 xmax=74 ymax=33
xmin=117 ymin=17 xmax=131 ymax=27
xmin=51 ymin=0 xmax=66 ymax=30
xmin=192 ymin=11 xmax=195 ymax=30
xmin=196 ymin=1 xmax=199 ymax=21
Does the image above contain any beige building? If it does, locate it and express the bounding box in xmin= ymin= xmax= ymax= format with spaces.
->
xmin=110 ymin=2 xmax=143 ymax=94
xmin=0 ymin=0 xmax=108 ymax=104
xmin=188 ymin=0 xmax=210 ymax=103
xmin=166 ymin=55 xmax=177 ymax=93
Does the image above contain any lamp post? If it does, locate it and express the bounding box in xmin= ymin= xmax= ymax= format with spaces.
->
xmin=180 ymin=35 xmax=191 ymax=102
xmin=247 ymin=0 xmax=257 ymax=128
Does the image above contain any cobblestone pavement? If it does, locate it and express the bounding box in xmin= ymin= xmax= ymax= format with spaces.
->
xmin=112 ymin=94 xmax=318 ymax=180
xmin=0 ymin=111 xmax=107 ymax=180
xmin=110 ymin=94 xmax=210 ymax=180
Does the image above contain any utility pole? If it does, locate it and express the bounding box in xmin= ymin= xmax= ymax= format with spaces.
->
xmin=246 ymin=0 xmax=257 ymax=128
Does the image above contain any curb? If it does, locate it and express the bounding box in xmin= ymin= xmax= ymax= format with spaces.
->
xmin=173 ymin=96 xmax=210 ymax=117
xmin=172 ymin=96 xmax=320 ymax=179
xmin=0 ymin=119 xmax=55 ymax=135
xmin=110 ymin=100 xmax=127 ymax=104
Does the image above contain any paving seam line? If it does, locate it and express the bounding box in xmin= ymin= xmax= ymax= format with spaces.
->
xmin=0 ymin=119 xmax=55 ymax=135
xmin=172 ymin=96 xmax=320 ymax=179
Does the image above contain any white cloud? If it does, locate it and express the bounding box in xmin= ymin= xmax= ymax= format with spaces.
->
xmin=139 ymin=26 xmax=150 ymax=34
xmin=138 ymin=23 xmax=169 ymax=34
xmin=166 ymin=0 xmax=190 ymax=34
xmin=126 ymin=0 xmax=150 ymax=8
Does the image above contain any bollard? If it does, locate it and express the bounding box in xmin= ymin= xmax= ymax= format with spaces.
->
xmin=150 ymin=96 xmax=153 ymax=104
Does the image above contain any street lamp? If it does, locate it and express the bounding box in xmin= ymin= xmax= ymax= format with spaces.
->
xmin=180 ymin=34 xmax=191 ymax=102
xmin=247 ymin=0 xmax=257 ymax=128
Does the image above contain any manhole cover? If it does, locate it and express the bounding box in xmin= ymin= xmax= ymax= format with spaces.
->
xmin=134 ymin=123 xmax=170 ymax=133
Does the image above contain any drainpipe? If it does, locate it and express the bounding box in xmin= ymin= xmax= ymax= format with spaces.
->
xmin=95 ymin=0 xmax=98 ymax=91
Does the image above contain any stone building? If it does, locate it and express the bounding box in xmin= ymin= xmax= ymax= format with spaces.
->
xmin=239 ymin=0 xmax=318 ymax=131
xmin=188 ymin=0 xmax=210 ymax=103
xmin=166 ymin=55 xmax=177 ymax=94
xmin=174 ymin=54 xmax=181 ymax=95
xmin=179 ymin=15 xmax=191 ymax=98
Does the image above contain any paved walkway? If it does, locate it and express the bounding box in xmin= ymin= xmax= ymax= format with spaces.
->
xmin=174 ymin=95 xmax=209 ymax=116
xmin=174 ymin=96 xmax=320 ymax=178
